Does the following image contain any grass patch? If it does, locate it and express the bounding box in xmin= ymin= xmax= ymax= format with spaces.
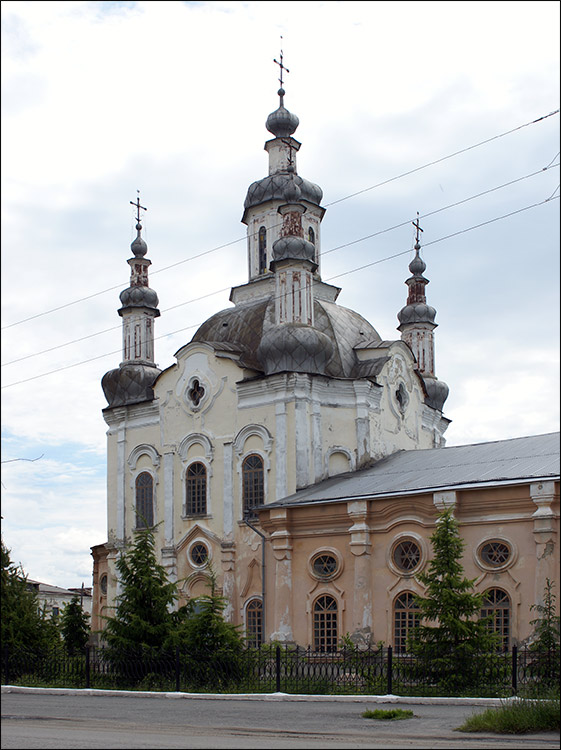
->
xmin=362 ymin=708 xmax=414 ymax=721
xmin=456 ymin=697 xmax=560 ymax=734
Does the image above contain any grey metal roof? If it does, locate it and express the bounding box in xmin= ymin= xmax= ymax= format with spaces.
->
xmin=268 ymin=432 xmax=560 ymax=508
xmin=191 ymin=296 xmax=381 ymax=378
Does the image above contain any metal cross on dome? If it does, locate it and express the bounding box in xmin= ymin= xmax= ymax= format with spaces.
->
xmin=274 ymin=37 xmax=289 ymax=88
xmin=412 ymin=212 xmax=424 ymax=243
xmin=130 ymin=191 xmax=147 ymax=223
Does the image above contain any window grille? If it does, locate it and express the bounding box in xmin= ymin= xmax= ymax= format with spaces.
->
xmin=135 ymin=472 xmax=154 ymax=528
xmin=246 ymin=598 xmax=263 ymax=648
xmin=242 ymin=454 xmax=264 ymax=518
xmin=392 ymin=540 xmax=421 ymax=572
xmin=312 ymin=553 xmax=338 ymax=579
xmin=480 ymin=541 xmax=511 ymax=567
xmin=393 ymin=591 xmax=421 ymax=653
xmin=186 ymin=462 xmax=207 ymax=515
xmin=313 ymin=595 xmax=338 ymax=652
xmin=481 ymin=588 xmax=511 ymax=651
xmin=190 ymin=542 xmax=209 ymax=566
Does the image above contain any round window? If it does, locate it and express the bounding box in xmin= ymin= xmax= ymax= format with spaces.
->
xmin=190 ymin=542 xmax=209 ymax=566
xmin=312 ymin=553 xmax=339 ymax=579
xmin=480 ymin=541 xmax=511 ymax=567
xmin=392 ymin=540 xmax=421 ymax=572
xmin=100 ymin=574 xmax=107 ymax=596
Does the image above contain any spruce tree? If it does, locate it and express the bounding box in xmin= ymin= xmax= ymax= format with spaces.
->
xmin=529 ymin=578 xmax=560 ymax=690
xmin=177 ymin=564 xmax=245 ymax=689
xmin=102 ymin=525 xmax=181 ymax=662
xmin=407 ymin=509 xmax=501 ymax=692
xmin=60 ymin=595 xmax=90 ymax=656
xmin=1 ymin=538 xmax=61 ymax=658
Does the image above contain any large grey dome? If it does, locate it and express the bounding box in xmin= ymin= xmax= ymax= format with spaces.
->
xmin=191 ymin=297 xmax=381 ymax=378
xmin=257 ymin=323 xmax=333 ymax=375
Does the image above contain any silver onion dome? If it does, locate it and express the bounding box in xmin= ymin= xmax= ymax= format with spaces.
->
xmin=266 ymin=88 xmax=300 ymax=137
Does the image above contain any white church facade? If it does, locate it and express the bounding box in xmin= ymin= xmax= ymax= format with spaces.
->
xmin=91 ymin=79 xmax=559 ymax=650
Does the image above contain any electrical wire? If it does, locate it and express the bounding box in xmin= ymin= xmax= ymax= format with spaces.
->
xmin=2 ymin=109 xmax=558 ymax=332
xmin=2 ymin=162 xmax=558 ymax=367
xmin=2 ymin=193 xmax=558 ymax=390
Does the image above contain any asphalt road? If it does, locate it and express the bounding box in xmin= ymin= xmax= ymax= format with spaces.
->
xmin=2 ymin=689 xmax=560 ymax=749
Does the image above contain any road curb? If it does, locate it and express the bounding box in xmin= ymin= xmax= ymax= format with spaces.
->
xmin=1 ymin=685 xmax=528 ymax=706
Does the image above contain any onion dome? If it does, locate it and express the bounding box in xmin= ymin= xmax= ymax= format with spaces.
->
xmin=119 ymin=284 xmax=159 ymax=310
xmin=422 ymin=375 xmax=449 ymax=412
xmin=102 ymin=363 xmax=161 ymax=409
xmin=266 ymin=88 xmax=299 ymax=137
xmin=257 ymin=323 xmax=333 ymax=376
xmin=244 ymin=173 xmax=323 ymax=213
xmin=130 ymin=222 xmax=148 ymax=257
xmin=397 ymin=301 xmax=437 ymax=327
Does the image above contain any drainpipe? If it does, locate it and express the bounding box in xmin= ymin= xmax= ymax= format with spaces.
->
xmin=243 ymin=515 xmax=266 ymax=643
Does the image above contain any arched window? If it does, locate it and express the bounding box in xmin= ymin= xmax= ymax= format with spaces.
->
xmin=258 ymin=226 xmax=267 ymax=274
xmin=393 ymin=592 xmax=421 ymax=653
xmin=246 ymin=598 xmax=263 ymax=648
xmin=242 ymin=454 xmax=264 ymax=518
xmin=135 ymin=472 xmax=154 ymax=528
xmin=308 ymin=226 xmax=315 ymax=245
xmin=313 ymin=595 xmax=338 ymax=652
xmin=186 ymin=462 xmax=207 ymax=515
xmin=481 ymin=588 xmax=511 ymax=651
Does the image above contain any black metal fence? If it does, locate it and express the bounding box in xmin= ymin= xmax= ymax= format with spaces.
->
xmin=2 ymin=645 xmax=559 ymax=698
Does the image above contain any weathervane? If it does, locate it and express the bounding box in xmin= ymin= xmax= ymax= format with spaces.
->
xmin=130 ymin=190 xmax=147 ymax=224
xmin=274 ymin=37 xmax=289 ymax=89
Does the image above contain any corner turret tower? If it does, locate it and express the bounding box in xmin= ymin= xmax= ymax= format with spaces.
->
xmin=101 ymin=196 xmax=161 ymax=409
xmin=397 ymin=215 xmax=448 ymax=411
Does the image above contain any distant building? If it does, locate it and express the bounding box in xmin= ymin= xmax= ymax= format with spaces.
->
xmin=91 ymin=73 xmax=559 ymax=648
xmin=27 ymin=580 xmax=92 ymax=619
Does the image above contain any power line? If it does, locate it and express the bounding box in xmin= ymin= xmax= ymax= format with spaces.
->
xmin=2 ymin=109 xmax=558 ymax=332
xmin=323 ymin=109 xmax=559 ymax=207
xmin=2 ymin=162 xmax=558 ymax=368
xmin=2 ymin=194 xmax=557 ymax=390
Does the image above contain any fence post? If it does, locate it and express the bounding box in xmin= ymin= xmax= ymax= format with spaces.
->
xmin=175 ymin=646 xmax=180 ymax=693
xmin=511 ymin=645 xmax=517 ymax=695
xmin=275 ymin=645 xmax=281 ymax=693
xmin=85 ymin=646 xmax=90 ymax=689
xmin=387 ymin=646 xmax=393 ymax=695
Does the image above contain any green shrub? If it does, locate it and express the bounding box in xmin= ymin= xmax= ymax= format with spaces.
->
xmin=457 ymin=697 xmax=560 ymax=734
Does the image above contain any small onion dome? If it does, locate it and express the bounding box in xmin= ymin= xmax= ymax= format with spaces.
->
xmin=257 ymin=322 xmax=333 ymax=376
xmin=272 ymin=235 xmax=316 ymax=264
xmin=409 ymin=243 xmax=426 ymax=275
xmin=266 ymin=88 xmax=299 ymax=137
xmin=131 ymin=223 xmax=148 ymax=257
xmin=422 ymin=375 xmax=449 ymax=411
xmin=102 ymin=363 xmax=161 ymax=408
xmin=397 ymin=302 xmax=436 ymax=327
xmin=119 ymin=285 xmax=159 ymax=309
xmin=283 ymin=167 xmax=302 ymax=203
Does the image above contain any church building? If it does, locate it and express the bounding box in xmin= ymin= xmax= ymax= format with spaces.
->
xmin=91 ymin=74 xmax=559 ymax=651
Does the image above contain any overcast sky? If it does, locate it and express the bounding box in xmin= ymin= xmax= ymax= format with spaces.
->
xmin=1 ymin=0 xmax=559 ymax=590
